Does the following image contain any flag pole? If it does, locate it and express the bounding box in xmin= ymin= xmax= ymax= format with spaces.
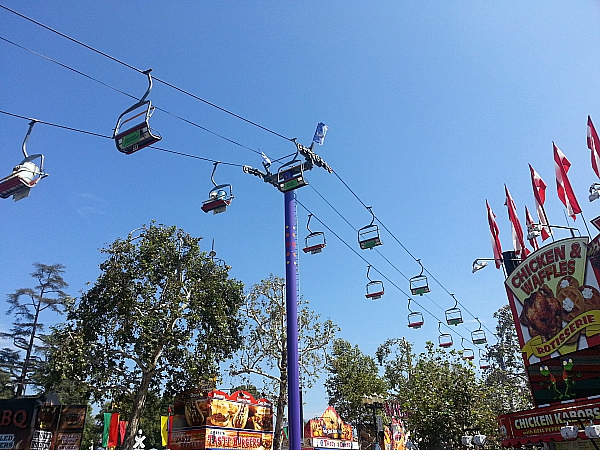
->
xmin=580 ymin=212 xmax=592 ymax=237
xmin=540 ymin=203 xmax=555 ymax=242
xmin=562 ymin=210 xmax=576 ymax=237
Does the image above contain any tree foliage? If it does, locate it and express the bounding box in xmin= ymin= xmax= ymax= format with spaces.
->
xmin=0 ymin=263 xmax=71 ymax=397
xmin=325 ymin=339 xmax=387 ymax=427
xmin=229 ymin=275 xmax=339 ymax=450
xmin=377 ymin=339 xmax=498 ymax=450
xmin=44 ymin=223 xmax=244 ymax=450
xmin=484 ymin=305 xmax=533 ymax=414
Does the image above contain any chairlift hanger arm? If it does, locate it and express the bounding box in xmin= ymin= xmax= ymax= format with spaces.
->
xmin=22 ymin=119 xmax=37 ymax=158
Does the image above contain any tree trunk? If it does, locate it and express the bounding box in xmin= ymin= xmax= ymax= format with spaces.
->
xmin=272 ymin=379 xmax=287 ymax=450
xmin=16 ymin=302 xmax=41 ymax=397
xmin=123 ymin=369 xmax=153 ymax=450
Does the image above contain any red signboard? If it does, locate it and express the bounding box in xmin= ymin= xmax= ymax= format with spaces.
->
xmin=497 ymin=396 xmax=600 ymax=446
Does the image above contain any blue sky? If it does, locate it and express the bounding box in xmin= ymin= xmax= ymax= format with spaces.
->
xmin=2 ymin=1 xmax=600 ymax=419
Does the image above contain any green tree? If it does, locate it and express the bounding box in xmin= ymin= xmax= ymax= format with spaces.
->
xmin=0 ymin=349 xmax=21 ymax=398
xmin=377 ymin=339 xmax=497 ymax=450
xmin=484 ymin=305 xmax=533 ymax=414
xmin=325 ymin=339 xmax=387 ymax=429
xmin=44 ymin=223 xmax=244 ymax=450
xmin=229 ymin=275 xmax=339 ymax=450
xmin=0 ymin=263 xmax=71 ymax=396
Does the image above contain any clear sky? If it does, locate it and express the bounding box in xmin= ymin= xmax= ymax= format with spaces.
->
xmin=2 ymin=1 xmax=600 ymax=420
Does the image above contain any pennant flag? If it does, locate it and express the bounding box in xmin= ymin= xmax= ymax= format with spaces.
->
xmin=504 ymin=185 xmax=530 ymax=259
xmin=554 ymin=143 xmax=582 ymax=220
xmin=525 ymin=206 xmax=539 ymax=251
xmin=168 ymin=416 xmax=173 ymax=447
xmin=313 ymin=122 xmax=328 ymax=145
xmin=118 ymin=421 xmax=128 ymax=445
xmin=102 ymin=413 xmax=111 ymax=447
xmin=108 ymin=413 xmax=119 ymax=448
xmin=529 ymin=164 xmax=551 ymax=241
xmin=588 ymin=116 xmax=600 ymax=178
xmin=486 ymin=200 xmax=503 ymax=269
xmin=161 ymin=416 xmax=168 ymax=446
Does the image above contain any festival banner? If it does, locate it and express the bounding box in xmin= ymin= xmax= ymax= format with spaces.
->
xmin=504 ymin=237 xmax=600 ymax=364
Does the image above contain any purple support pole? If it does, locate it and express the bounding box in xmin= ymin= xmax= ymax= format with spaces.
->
xmin=284 ymin=190 xmax=301 ymax=450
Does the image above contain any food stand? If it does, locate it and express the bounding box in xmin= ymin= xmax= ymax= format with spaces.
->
xmin=498 ymin=233 xmax=600 ymax=448
xmin=301 ymin=407 xmax=357 ymax=450
xmin=170 ymin=390 xmax=274 ymax=450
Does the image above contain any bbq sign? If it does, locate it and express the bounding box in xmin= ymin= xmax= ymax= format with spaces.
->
xmin=505 ymin=237 xmax=600 ymax=363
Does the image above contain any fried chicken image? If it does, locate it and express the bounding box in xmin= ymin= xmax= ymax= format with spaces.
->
xmin=520 ymin=284 xmax=563 ymax=342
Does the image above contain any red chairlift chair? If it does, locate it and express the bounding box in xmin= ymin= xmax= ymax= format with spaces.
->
xmin=201 ymin=163 xmax=233 ymax=214
xmin=0 ymin=120 xmax=47 ymax=202
xmin=407 ymin=298 xmax=424 ymax=329
xmin=461 ymin=338 xmax=474 ymax=360
xmin=479 ymin=348 xmax=490 ymax=369
xmin=365 ymin=265 xmax=384 ymax=300
xmin=303 ymin=214 xmax=326 ymax=254
xmin=438 ymin=322 xmax=453 ymax=348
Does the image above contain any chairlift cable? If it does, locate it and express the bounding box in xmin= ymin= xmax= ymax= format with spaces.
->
xmin=331 ymin=168 xmax=497 ymax=337
xmin=295 ymin=199 xmax=473 ymax=343
xmin=0 ymin=4 xmax=293 ymax=141
xmin=0 ymin=110 xmax=111 ymax=139
xmin=309 ymin=184 xmax=449 ymax=316
xmin=0 ymin=110 xmax=246 ymax=167
xmin=0 ymin=35 xmax=267 ymax=157
xmin=0 ymin=3 xmax=496 ymax=337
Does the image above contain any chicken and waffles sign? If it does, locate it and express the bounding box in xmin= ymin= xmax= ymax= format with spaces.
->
xmin=505 ymin=236 xmax=600 ymax=364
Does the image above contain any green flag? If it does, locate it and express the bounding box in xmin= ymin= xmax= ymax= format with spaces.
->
xmin=102 ymin=413 xmax=111 ymax=447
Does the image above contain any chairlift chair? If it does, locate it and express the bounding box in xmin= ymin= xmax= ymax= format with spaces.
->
xmin=445 ymin=294 xmax=463 ymax=326
xmin=113 ymin=69 xmax=162 ymax=154
xmin=303 ymin=214 xmax=326 ymax=254
xmin=461 ymin=338 xmax=474 ymax=360
xmin=471 ymin=318 xmax=487 ymax=345
xmin=0 ymin=120 xmax=47 ymax=201
xmin=407 ymin=298 xmax=424 ymax=329
xmin=438 ymin=321 xmax=453 ymax=348
xmin=201 ymin=163 xmax=233 ymax=214
xmin=277 ymin=160 xmax=308 ymax=193
xmin=409 ymin=260 xmax=430 ymax=296
xmin=365 ymin=265 xmax=384 ymax=300
xmin=358 ymin=207 xmax=382 ymax=250
xmin=478 ymin=349 xmax=490 ymax=369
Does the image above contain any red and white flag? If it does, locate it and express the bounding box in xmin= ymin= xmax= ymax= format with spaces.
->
xmin=529 ymin=164 xmax=551 ymax=240
xmin=554 ymin=143 xmax=582 ymax=220
xmin=504 ymin=185 xmax=530 ymax=259
xmin=486 ymin=200 xmax=503 ymax=269
xmin=525 ymin=206 xmax=539 ymax=251
xmin=588 ymin=116 xmax=600 ymax=178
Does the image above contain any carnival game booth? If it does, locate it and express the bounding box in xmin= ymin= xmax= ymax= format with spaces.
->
xmin=170 ymin=389 xmax=274 ymax=450
xmin=302 ymin=407 xmax=358 ymax=450
xmin=499 ymin=234 xmax=600 ymax=448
